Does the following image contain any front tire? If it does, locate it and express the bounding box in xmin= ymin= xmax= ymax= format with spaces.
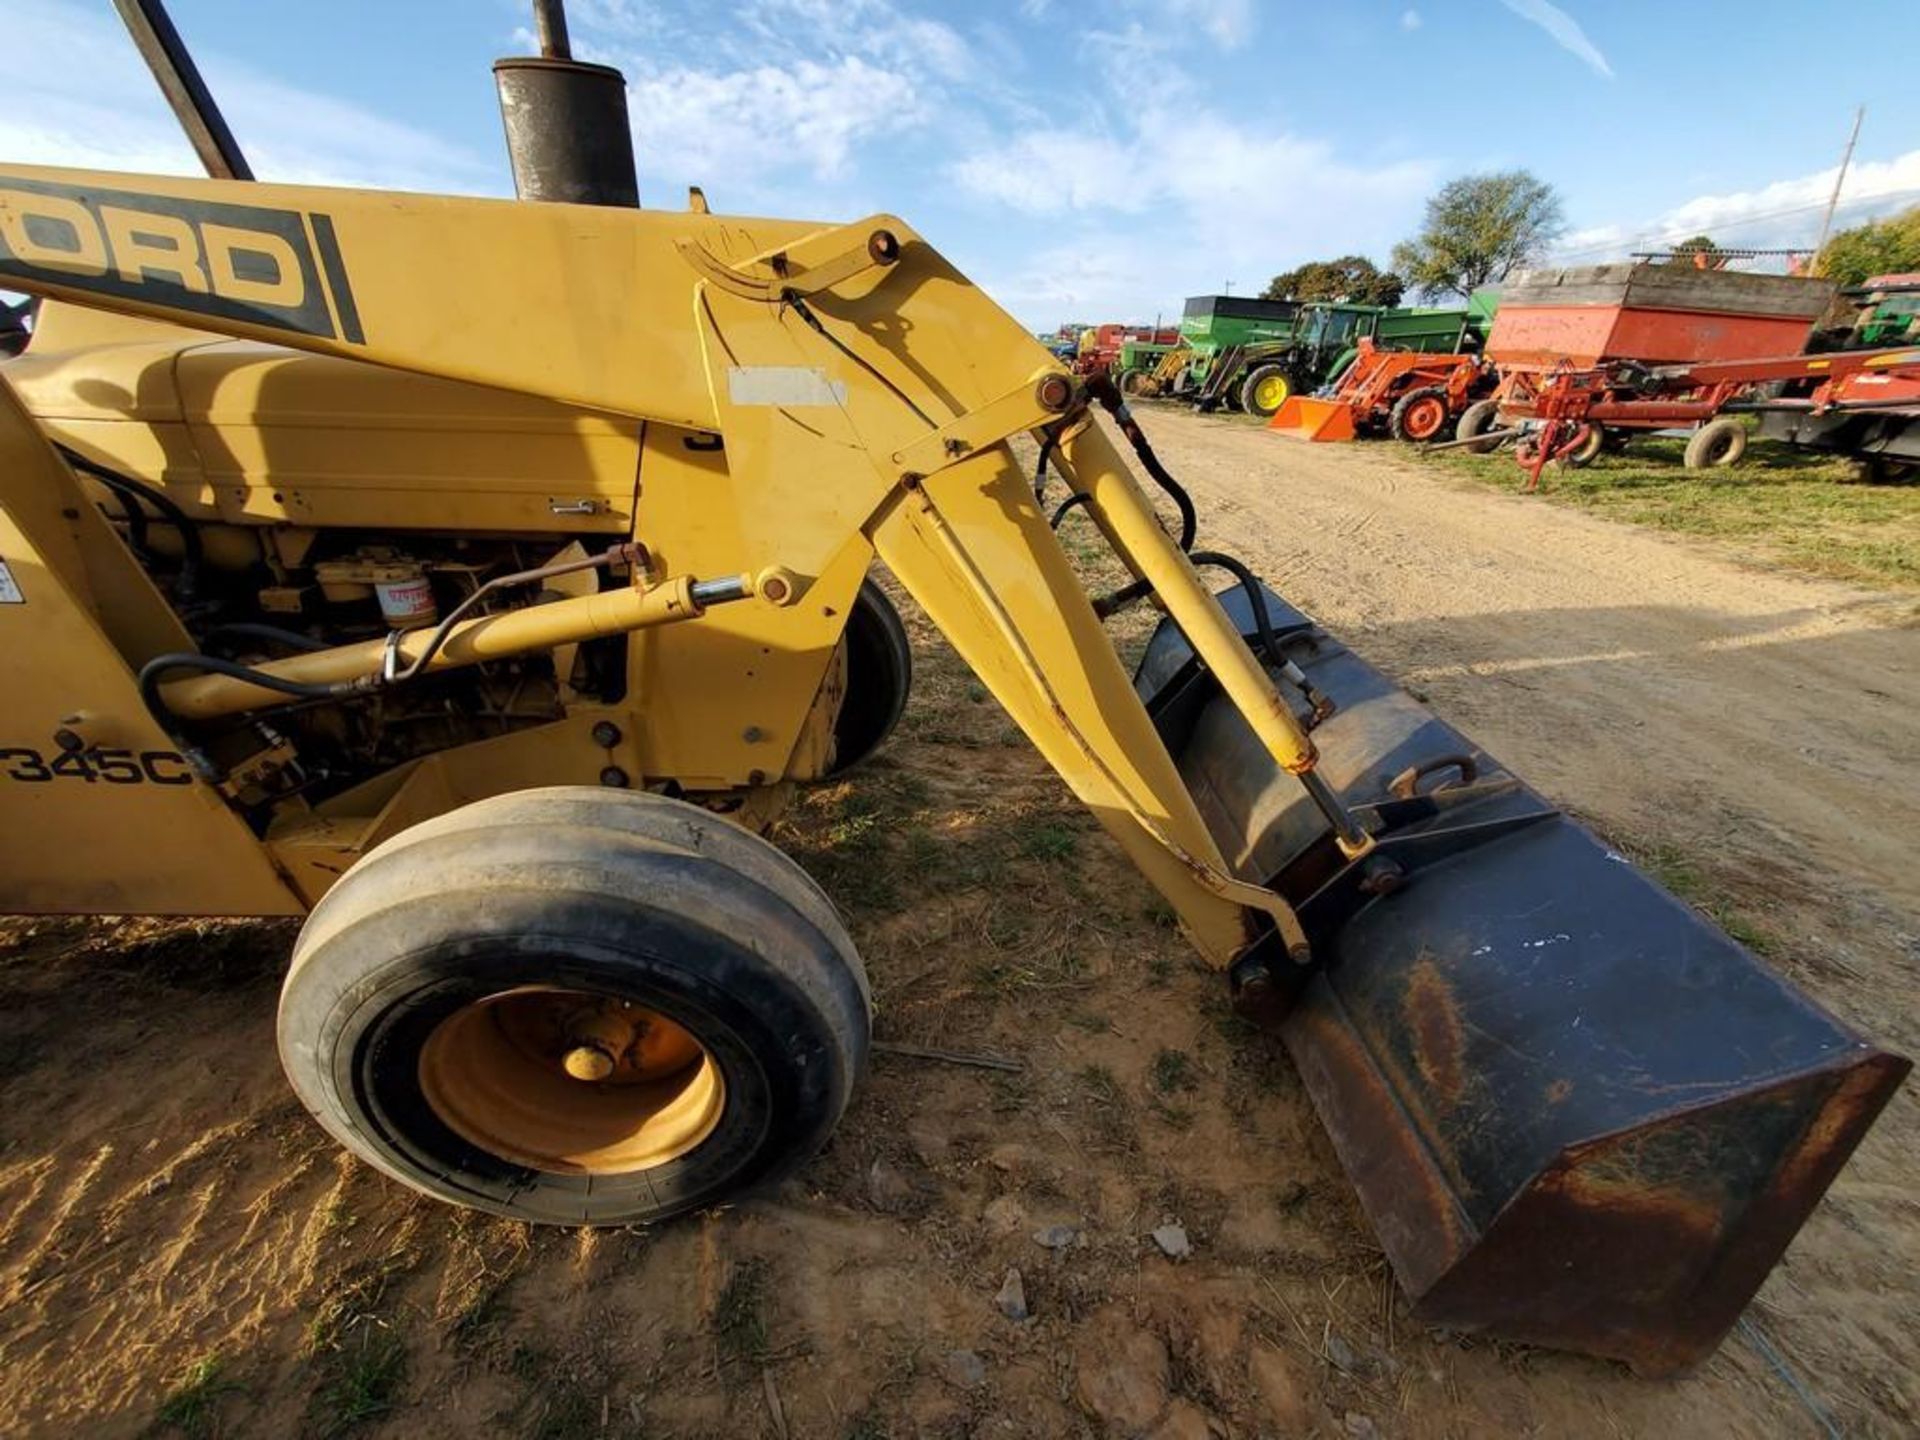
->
xmin=1239 ymin=365 xmax=1294 ymax=419
xmin=830 ymin=579 xmax=912 ymax=775
xmin=1388 ymin=386 xmax=1452 ymax=443
xmin=278 ymin=788 xmax=870 ymax=1225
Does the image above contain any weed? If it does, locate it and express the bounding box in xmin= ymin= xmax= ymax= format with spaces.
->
xmin=1016 ymin=819 xmax=1079 ymax=861
xmin=1145 ymin=955 xmax=1174 ymax=988
xmin=1077 ymin=1063 xmax=1123 ymax=1106
xmin=1151 ymin=1048 xmax=1196 ymax=1096
xmin=310 ymin=1326 xmax=406 ymax=1439
xmin=714 ymin=1258 xmax=771 ymax=1368
xmin=150 ymin=1354 xmax=240 ymax=1439
xmin=1143 ymin=898 xmax=1181 ymax=930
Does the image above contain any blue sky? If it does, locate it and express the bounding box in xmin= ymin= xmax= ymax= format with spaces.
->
xmin=10 ymin=0 xmax=1919 ymax=328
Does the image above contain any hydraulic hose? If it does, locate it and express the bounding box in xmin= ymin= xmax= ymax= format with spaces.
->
xmin=199 ymin=622 xmax=331 ymax=655
xmin=1084 ymin=373 xmax=1196 ymax=550
xmin=57 ymin=446 xmax=204 ymax=601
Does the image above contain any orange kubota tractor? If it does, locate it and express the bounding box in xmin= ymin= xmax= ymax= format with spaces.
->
xmin=0 ymin=0 xmax=1905 ymax=1377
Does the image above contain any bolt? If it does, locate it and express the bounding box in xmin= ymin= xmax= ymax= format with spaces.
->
xmin=52 ymin=728 xmax=84 ymax=753
xmin=742 ymin=725 xmax=766 ymax=743
xmin=761 ymin=574 xmax=790 ymax=604
xmin=599 ymin=765 xmax=630 ymax=788
xmin=590 ymin=720 xmax=622 ymax=748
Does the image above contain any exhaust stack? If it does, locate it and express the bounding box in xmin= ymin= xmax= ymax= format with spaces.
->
xmin=494 ymin=0 xmax=640 ymax=207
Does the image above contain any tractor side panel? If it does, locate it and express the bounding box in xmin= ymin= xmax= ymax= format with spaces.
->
xmin=0 ymin=381 xmax=298 ymax=916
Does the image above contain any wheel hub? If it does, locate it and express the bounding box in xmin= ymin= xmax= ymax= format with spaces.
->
xmin=418 ymin=987 xmax=724 ymax=1174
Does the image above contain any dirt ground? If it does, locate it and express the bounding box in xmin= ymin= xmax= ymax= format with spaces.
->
xmin=2 ymin=409 xmax=1916 ymax=1439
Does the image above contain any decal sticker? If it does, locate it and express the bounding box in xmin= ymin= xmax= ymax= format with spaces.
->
xmin=726 ymin=366 xmax=847 ymax=407
xmin=0 ymin=176 xmax=363 ymax=343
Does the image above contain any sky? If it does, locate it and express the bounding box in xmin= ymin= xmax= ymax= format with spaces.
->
xmin=7 ymin=0 xmax=1919 ymax=330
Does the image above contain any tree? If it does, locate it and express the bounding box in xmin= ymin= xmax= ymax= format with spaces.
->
xmin=1262 ymin=255 xmax=1404 ymax=306
xmin=1668 ymin=234 xmax=1725 ymax=269
xmin=1391 ymin=171 xmax=1566 ymax=300
xmin=1817 ymin=206 xmax=1920 ymax=287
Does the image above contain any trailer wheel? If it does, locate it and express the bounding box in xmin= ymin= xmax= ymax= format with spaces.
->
xmin=1389 ymin=387 xmax=1452 ymax=443
xmin=1119 ymin=369 xmax=1150 ymax=397
xmin=1239 ymin=365 xmax=1295 ymax=419
xmin=830 ymin=579 xmax=912 ymax=775
xmin=1456 ymin=399 xmax=1503 ymax=454
xmin=1564 ymin=424 xmax=1607 ymax=468
xmin=1683 ymin=417 xmax=1748 ymax=470
xmin=278 ymin=787 xmax=870 ymax=1225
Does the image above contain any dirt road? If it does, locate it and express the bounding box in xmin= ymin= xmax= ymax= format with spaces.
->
xmin=1 ymin=409 xmax=1914 ymax=1438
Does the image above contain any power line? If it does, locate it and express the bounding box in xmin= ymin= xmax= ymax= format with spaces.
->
xmin=1550 ymin=186 xmax=1920 ymax=263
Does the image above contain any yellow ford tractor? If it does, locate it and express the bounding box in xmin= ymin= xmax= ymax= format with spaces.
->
xmin=0 ymin=1 xmax=1903 ymax=1377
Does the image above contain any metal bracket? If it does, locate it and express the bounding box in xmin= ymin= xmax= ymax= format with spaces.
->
xmin=889 ymin=374 xmax=1070 ymax=482
xmin=676 ymin=223 xmax=900 ymax=303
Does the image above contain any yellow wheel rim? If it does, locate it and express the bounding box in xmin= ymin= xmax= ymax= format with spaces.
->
xmin=418 ymin=987 xmax=725 ymax=1174
xmin=1254 ymin=374 xmax=1291 ymax=412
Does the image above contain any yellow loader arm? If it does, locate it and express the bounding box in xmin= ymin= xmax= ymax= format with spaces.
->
xmin=0 ymin=164 xmax=1328 ymax=964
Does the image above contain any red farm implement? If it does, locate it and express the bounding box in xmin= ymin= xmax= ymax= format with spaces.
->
xmin=1496 ymin=347 xmax=1920 ymax=489
xmin=1268 ymin=338 xmax=1492 ymax=443
xmin=1464 ymin=263 xmax=1839 ymax=464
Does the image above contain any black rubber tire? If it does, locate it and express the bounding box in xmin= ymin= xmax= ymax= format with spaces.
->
xmin=1564 ymin=424 xmax=1607 ymax=468
xmin=1683 ymin=417 xmax=1748 ymax=470
xmin=278 ymin=787 xmax=870 ymax=1225
xmin=1456 ymin=399 xmax=1503 ymax=454
xmin=830 ymin=578 xmax=912 ymax=775
xmin=1388 ymin=386 xmax=1453 ymax=443
xmin=1238 ymin=364 xmax=1294 ymax=419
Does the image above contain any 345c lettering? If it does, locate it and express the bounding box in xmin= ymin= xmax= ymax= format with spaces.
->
xmin=0 ymin=745 xmax=193 ymax=785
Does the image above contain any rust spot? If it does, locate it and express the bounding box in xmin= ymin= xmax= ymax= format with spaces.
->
xmin=1403 ymin=955 xmax=1464 ymax=1107
xmin=1545 ymin=1078 xmax=1573 ymax=1105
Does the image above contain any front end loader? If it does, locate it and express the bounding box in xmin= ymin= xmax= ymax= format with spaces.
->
xmin=0 ymin=1 xmax=1904 ymax=1377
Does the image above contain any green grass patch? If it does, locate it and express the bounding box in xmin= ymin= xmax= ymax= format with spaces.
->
xmin=310 ymin=1327 xmax=406 ymax=1439
xmin=713 ymin=1259 xmax=771 ymax=1369
xmin=150 ymin=1355 xmax=241 ymax=1439
xmin=1419 ymin=435 xmax=1920 ymax=591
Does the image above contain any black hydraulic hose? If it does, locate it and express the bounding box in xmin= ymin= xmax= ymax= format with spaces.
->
xmin=108 ymin=494 xmax=152 ymax=559
xmin=198 ymin=622 xmax=331 ymax=655
xmin=1033 ymin=429 xmax=1058 ymax=500
xmin=57 ymin=446 xmax=204 ymax=600
xmin=1188 ymin=550 xmax=1279 ymax=665
xmin=1084 ymin=373 xmax=1196 ymax=551
xmin=1050 ymin=492 xmax=1092 ymax=529
xmin=137 ymin=652 xmax=378 ymax=780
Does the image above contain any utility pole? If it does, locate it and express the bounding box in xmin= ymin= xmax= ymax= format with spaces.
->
xmin=1812 ymin=105 xmax=1865 ymax=270
xmin=1224 ymin=280 xmax=1234 ymax=296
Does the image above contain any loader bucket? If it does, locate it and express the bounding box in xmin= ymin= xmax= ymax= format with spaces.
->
xmin=1267 ymin=395 xmax=1357 ymax=442
xmin=1135 ymin=585 xmax=1907 ymax=1375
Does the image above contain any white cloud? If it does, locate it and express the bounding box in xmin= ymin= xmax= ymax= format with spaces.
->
xmin=1155 ymin=0 xmax=1257 ymax=49
xmin=1402 ymin=10 xmax=1424 ymax=31
xmin=956 ymin=106 xmax=1435 ymax=320
xmin=1557 ymin=147 xmax=1920 ymax=262
xmin=629 ymin=57 xmax=920 ymax=186
xmin=1498 ymin=0 xmax=1613 ymax=80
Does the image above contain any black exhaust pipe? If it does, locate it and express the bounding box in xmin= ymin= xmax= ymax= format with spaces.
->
xmin=494 ymin=0 xmax=639 ymax=208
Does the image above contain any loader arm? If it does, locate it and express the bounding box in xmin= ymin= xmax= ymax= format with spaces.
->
xmin=0 ymin=164 xmax=1326 ymax=965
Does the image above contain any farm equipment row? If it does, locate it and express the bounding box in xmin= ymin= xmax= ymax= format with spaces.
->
xmin=1069 ymin=257 xmax=1918 ymax=483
